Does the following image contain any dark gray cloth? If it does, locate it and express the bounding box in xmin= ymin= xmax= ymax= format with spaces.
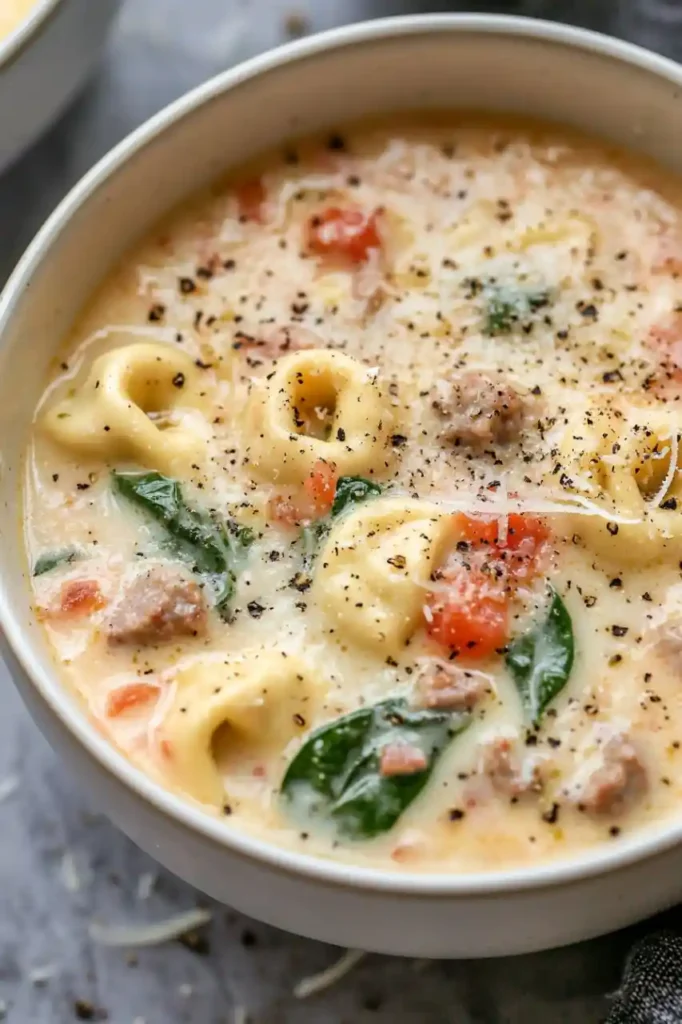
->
xmin=607 ymin=932 xmax=682 ymax=1023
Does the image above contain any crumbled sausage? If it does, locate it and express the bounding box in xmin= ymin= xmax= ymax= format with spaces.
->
xmin=479 ymin=736 xmax=544 ymax=798
xmin=380 ymin=743 xmax=428 ymax=777
xmin=107 ymin=565 xmax=207 ymax=646
xmin=414 ymin=658 xmax=491 ymax=710
xmin=434 ymin=372 xmax=527 ymax=448
xmin=575 ymin=734 xmax=647 ymax=816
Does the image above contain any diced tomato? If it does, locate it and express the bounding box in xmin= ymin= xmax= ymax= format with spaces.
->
xmin=425 ymin=568 xmax=509 ymax=659
xmin=236 ymin=179 xmax=266 ymax=223
xmin=307 ymin=207 xmax=381 ymax=263
xmin=59 ymin=579 xmax=105 ymax=617
xmin=453 ymin=512 xmax=549 ymax=575
xmin=453 ymin=513 xmax=499 ymax=547
xmin=105 ymin=682 xmax=160 ymax=718
xmin=303 ymin=459 xmax=337 ymax=517
xmin=269 ymin=460 xmax=338 ymax=527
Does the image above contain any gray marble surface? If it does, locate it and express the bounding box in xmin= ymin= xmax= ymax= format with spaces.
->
xmin=3 ymin=2 xmax=682 ymax=1021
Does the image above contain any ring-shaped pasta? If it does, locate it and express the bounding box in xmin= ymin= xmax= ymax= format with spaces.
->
xmin=559 ymin=405 xmax=682 ymax=563
xmin=245 ymin=349 xmax=392 ymax=484
xmin=314 ymin=497 xmax=454 ymax=654
xmin=41 ymin=343 xmax=210 ymax=474
xmin=159 ymin=652 xmax=323 ymax=807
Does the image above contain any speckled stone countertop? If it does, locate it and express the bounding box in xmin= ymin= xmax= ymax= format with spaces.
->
xmin=2 ymin=2 xmax=682 ymax=1021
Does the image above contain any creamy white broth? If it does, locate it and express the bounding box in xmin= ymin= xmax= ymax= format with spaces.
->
xmin=24 ymin=115 xmax=682 ymax=872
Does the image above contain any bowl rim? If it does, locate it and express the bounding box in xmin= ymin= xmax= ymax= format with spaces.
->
xmin=0 ymin=0 xmax=63 ymax=70
xmin=4 ymin=11 xmax=682 ymax=897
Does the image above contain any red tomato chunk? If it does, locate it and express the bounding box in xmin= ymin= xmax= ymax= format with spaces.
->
xmin=303 ymin=459 xmax=337 ymax=517
xmin=270 ymin=459 xmax=338 ymax=526
xmin=424 ymin=513 xmax=549 ymax=659
xmin=307 ymin=207 xmax=381 ymax=263
xmin=425 ymin=568 xmax=509 ymax=660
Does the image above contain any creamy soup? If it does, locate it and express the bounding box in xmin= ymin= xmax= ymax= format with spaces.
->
xmin=0 ymin=0 xmax=39 ymax=42
xmin=24 ymin=115 xmax=682 ymax=873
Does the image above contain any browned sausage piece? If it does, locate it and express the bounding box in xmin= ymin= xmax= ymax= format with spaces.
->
xmin=414 ymin=658 xmax=491 ymax=710
xmin=434 ymin=372 xmax=527 ymax=449
xmin=479 ymin=736 xmax=544 ymax=798
xmin=107 ymin=565 xmax=208 ymax=646
xmin=575 ymin=735 xmax=647 ymax=816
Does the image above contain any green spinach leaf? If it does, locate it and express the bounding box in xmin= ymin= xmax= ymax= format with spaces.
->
xmin=483 ymin=285 xmax=550 ymax=336
xmin=331 ymin=476 xmax=383 ymax=517
xmin=506 ymin=588 xmax=574 ymax=724
xmin=32 ymin=547 xmax=81 ymax=577
xmin=281 ymin=698 xmax=470 ymax=839
xmin=299 ymin=475 xmax=382 ymax=566
xmin=113 ymin=471 xmax=253 ymax=619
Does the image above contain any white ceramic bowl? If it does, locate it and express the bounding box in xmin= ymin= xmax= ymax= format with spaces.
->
xmin=2 ymin=14 xmax=682 ymax=958
xmin=0 ymin=0 xmax=121 ymax=173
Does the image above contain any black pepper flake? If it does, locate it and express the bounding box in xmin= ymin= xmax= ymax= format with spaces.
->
xmin=223 ymin=804 xmax=233 ymax=815
xmin=73 ymin=1001 xmax=104 ymax=1022
xmin=172 ymin=372 xmax=185 ymax=388
xmin=247 ymin=601 xmax=265 ymax=618
xmin=390 ymin=433 xmax=408 ymax=447
xmin=223 ymin=258 xmax=236 ymax=270
xmin=179 ymin=276 xmax=196 ymax=294
xmin=293 ymin=712 xmax=306 ymax=727
xmin=76 ymin=483 xmax=90 ymax=491
xmin=603 ymin=369 xmax=624 ymax=384
xmin=607 ymin=522 xmax=619 ymax=536
xmin=327 ymin=133 xmax=346 ymax=151
xmin=541 ymin=803 xmax=560 ymax=825
xmin=611 ymin=624 xmax=628 ymax=637
xmin=336 ymin=427 xmax=346 ymax=442
xmin=448 ymin=808 xmax=465 ymax=821
xmin=290 ymin=572 xmax=312 ymax=592
xmin=147 ymin=303 xmax=165 ymax=322
xmin=609 ymin=578 xmax=622 ymax=589
xmin=609 ymin=826 xmax=621 ymax=837
xmin=662 ymin=497 xmax=678 ymax=510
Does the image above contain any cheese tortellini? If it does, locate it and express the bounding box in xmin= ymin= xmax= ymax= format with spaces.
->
xmin=42 ymin=343 xmax=210 ymax=474
xmin=159 ymin=652 xmax=324 ymax=806
xmin=560 ymin=405 xmax=682 ymax=562
xmin=245 ymin=349 xmax=392 ymax=484
xmin=314 ymin=497 xmax=453 ymax=653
